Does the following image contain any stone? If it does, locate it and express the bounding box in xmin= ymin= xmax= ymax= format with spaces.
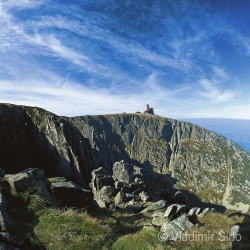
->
xmin=197 ymin=208 xmax=210 ymax=217
xmin=210 ymin=208 xmax=216 ymax=213
xmin=140 ymin=200 xmax=167 ymax=213
xmin=98 ymin=186 xmax=115 ymax=203
xmin=229 ymin=225 xmax=241 ymax=241
xmin=143 ymin=224 xmax=155 ymax=231
xmin=112 ymin=161 xmax=144 ymax=184
xmin=152 ymin=217 xmax=169 ymax=227
xmin=151 ymin=212 xmax=165 ymax=218
xmin=160 ymin=213 xmax=194 ymax=241
xmin=4 ymin=168 xmax=50 ymax=193
xmin=164 ymin=204 xmax=185 ymax=218
xmin=114 ymin=192 xmax=126 ymax=207
xmin=125 ymin=200 xmax=142 ymax=211
xmin=0 ymin=209 xmax=16 ymax=233
xmin=188 ymin=207 xmax=201 ymax=216
xmin=139 ymin=191 xmax=150 ymax=203
xmin=173 ymin=191 xmax=185 ymax=204
xmin=48 ymin=177 xmax=68 ymax=183
xmin=51 ymin=181 xmax=93 ymax=207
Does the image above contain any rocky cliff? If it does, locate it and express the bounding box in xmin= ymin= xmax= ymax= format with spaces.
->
xmin=1 ymin=104 xmax=250 ymax=212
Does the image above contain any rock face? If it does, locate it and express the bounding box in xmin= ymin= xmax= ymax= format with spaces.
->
xmin=0 ymin=104 xmax=250 ymax=212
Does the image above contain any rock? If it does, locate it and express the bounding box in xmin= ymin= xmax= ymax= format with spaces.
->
xmin=4 ymin=168 xmax=50 ymax=193
xmin=48 ymin=177 xmax=68 ymax=183
xmin=164 ymin=204 xmax=186 ymax=218
xmin=125 ymin=193 xmax=134 ymax=201
xmin=0 ymin=209 xmax=16 ymax=233
xmin=152 ymin=217 xmax=169 ymax=227
xmin=139 ymin=191 xmax=150 ymax=203
xmin=51 ymin=181 xmax=93 ymax=207
xmin=91 ymin=167 xmax=114 ymax=191
xmin=143 ymin=223 xmax=155 ymax=231
xmin=151 ymin=212 xmax=165 ymax=218
xmin=0 ymin=169 xmax=5 ymax=178
xmin=210 ymin=208 xmax=216 ymax=213
xmin=125 ymin=200 xmax=142 ymax=212
xmin=188 ymin=207 xmax=200 ymax=216
xmin=112 ymin=161 xmax=144 ymax=184
xmin=114 ymin=192 xmax=126 ymax=207
xmin=140 ymin=200 xmax=167 ymax=213
xmin=229 ymin=225 xmax=242 ymax=241
xmin=160 ymin=213 xmax=195 ymax=241
xmin=98 ymin=186 xmax=115 ymax=204
xmin=197 ymin=208 xmax=210 ymax=217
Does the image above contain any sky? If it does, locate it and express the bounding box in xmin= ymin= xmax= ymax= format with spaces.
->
xmin=0 ymin=0 xmax=250 ymax=118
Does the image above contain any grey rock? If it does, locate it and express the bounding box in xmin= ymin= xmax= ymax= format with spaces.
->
xmin=4 ymin=168 xmax=50 ymax=193
xmin=98 ymin=186 xmax=115 ymax=204
xmin=140 ymin=200 xmax=166 ymax=213
xmin=152 ymin=217 xmax=169 ymax=227
xmin=125 ymin=200 xmax=142 ymax=211
xmin=139 ymin=191 xmax=150 ymax=203
xmin=114 ymin=192 xmax=126 ymax=207
xmin=164 ymin=204 xmax=185 ymax=218
xmin=151 ymin=212 xmax=165 ymax=218
xmin=112 ymin=161 xmax=144 ymax=184
xmin=51 ymin=181 xmax=93 ymax=207
xmin=48 ymin=177 xmax=68 ymax=183
xmin=229 ymin=225 xmax=241 ymax=241
xmin=188 ymin=207 xmax=201 ymax=216
xmin=197 ymin=208 xmax=210 ymax=217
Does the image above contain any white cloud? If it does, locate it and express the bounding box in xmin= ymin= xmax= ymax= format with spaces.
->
xmin=198 ymin=79 xmax=236 ymax=103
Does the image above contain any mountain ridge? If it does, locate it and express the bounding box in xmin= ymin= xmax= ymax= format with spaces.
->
xmin=1 ymin=103 xmax=250 ymax=212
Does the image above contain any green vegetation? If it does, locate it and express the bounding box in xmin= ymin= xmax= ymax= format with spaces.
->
xmin=1 ymin=181 xmax=250 ymax=250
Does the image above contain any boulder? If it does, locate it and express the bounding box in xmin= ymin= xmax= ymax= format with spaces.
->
xmin=98 ymin=186 xmax=115 ymax=204
xmin=160 ymin=213 xmax=194 ymax=241
xmin=51 ymin=181 xmax=93 ymax=207
xmin=125 ymin=200 xmax=142 ymax=212
xmin=114 ymin=192 xmax=126 ymax=207
xmin=164 ymin=204 xmax=186 ymax=218
xmin=139 ymin=191 xmax=150 ymax=203
xmin=4 ymin=168 xmax=50 ymax=193
xmin=229 ymin=225 xmax=242 ymax=241
xmin=112 ymin=161 xmax=144 ymax=184
xmin=140 ymin=200 xmax=167 ymax=213
xmin=152 ymin=217 xmax=169 ymax=227
xmin=188 ymin=207 xmax=200 ymax=216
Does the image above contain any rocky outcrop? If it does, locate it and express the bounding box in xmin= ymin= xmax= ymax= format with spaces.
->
xmin=4 ymin=168 xmax=50 ymax=193
xmin=0 ymin=104 xmax=250 ymax=212
xmin=50 ymin=179 xmax=93 ymax=208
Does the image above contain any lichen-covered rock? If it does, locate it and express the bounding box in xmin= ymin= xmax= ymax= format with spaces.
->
xmin=140 ymin=200 xmax=167 ymax=213
xmin=4 ymin=168 xmax=50 ymax=193
xmin=51 ymin=181 xmax=93 ymax=207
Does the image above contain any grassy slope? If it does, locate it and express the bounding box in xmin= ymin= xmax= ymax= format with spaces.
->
xmin=2 ymin=182 xmax=250 ymax=250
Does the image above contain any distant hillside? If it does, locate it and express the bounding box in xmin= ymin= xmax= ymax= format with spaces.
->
xmin=183 ymin=118 xmax=250 ymax=152
xmin=1 ymin=104 xmax=250 ymax=212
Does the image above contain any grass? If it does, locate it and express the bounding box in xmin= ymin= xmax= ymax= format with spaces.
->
xmin=2 ymin=180 xmax=250 ymax=250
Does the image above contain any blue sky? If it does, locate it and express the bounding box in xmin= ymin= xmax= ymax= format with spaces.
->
xmin=0 ymin=0 xmax=250 ymax=118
